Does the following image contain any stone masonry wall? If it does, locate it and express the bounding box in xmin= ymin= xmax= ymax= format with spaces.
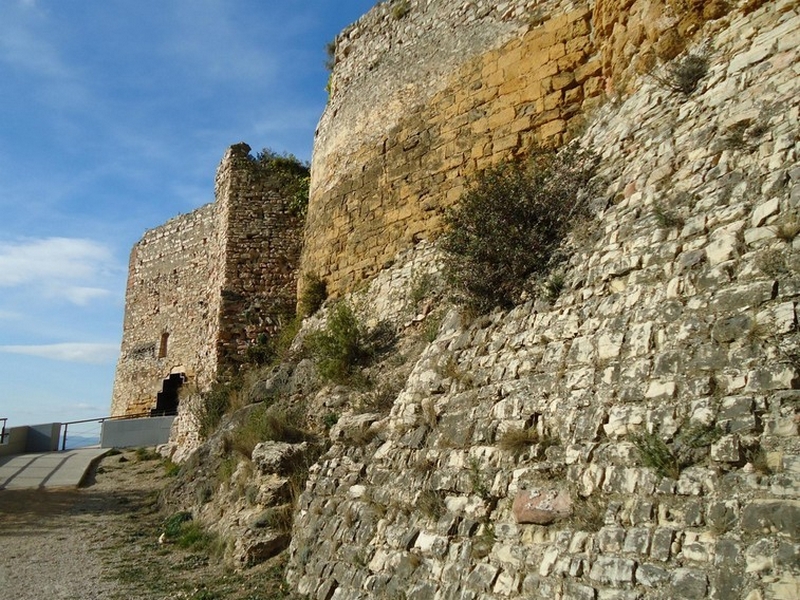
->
xmin=111 ymin=144 xmax=304 ymax=419
xmin=300 ymin=0 xmax=727 ymax=299
xmin=215 ymin=143 xmax=305 ymax=374
xmin=288 ymin=2 xmax=800 ymax=598
xmin=111 ymin=202 xmax=223 ymax=416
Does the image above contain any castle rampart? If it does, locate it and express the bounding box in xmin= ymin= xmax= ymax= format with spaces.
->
xmin=299 ymin=0 xmax=724 ymax=298
xmin=111 ymin=143 xmax=303 ymax=418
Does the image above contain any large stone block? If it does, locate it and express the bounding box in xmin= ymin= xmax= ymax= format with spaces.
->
xmin=513 ymin=489 xmax=572 ymax=524
xmin=742 ymin=500 xmax=800 ymax=539
xmin=588 ymin=556 xmax=636 ymax=585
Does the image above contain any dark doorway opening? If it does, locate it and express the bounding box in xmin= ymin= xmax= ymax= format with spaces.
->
xmin=151 ymin=373 xmax=184 ymax=416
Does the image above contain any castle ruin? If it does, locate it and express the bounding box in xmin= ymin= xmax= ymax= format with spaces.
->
xmin=110 ymin=143 xmax=303 ymax=418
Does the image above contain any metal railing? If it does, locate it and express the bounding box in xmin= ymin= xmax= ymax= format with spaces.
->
xmin=60 ymin=411 xmax=154 ymax=451
xmin=1 ymin=417 xmax=7 ymax=445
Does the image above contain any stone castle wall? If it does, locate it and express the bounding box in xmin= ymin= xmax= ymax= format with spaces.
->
xmin=111 ymin=203 xmax=223 ymax=416
xmin=299 ymin=0 xmax=726 ymax=299
xmin=215 ymin=144 xmax=305 ymax=374
xmin=288 ymin=2 xmax=800 ymax=597
xmin=111 ymin=144 xmax=303 ymax=417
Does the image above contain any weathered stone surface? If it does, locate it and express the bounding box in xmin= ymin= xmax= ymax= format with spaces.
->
xmin=706 ymin=235 xmax=739 ymax=266
xmin=710 ymin=435 xmax=740 ymax=463
xmin=234 ymin=530 xmax=291 ymax=567
xmin=513 ymin=489 xmax=572 ymax=524
xmin=637 ymin=563 xmax=669 ymax=587
xmin=252 ymin=441 xmax=311 ymax=475
xmin=711 ymin=314 xmax=752 ymax=343
xmin=588 ymin=556 xmax=636 ymax=585
xmin=649 ymin=529 xmax=674 ymax=562
xmin=671 ymin=568 xmax=708 ymax=600
xmin=139 ymin=1 xmax=800 ymax=597
xmin=328 ymin=413 xmax=383 ymax=443
xmin=742 ymin=500 xmax=800 ymax=539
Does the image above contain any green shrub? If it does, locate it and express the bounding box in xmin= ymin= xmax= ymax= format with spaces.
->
xmin=423 ymin=309 xmax=446 ymax=343
xmin=409 ymin=271 xmax=435 ymax=312
xmin=305 ymin=301 xmax=389 ymax=385
xmin=543 ymin=271 xmax=566 ymax=300
xmin=306 ymin=302 xmax=364 ymax=383
xmin=231 ymin=405 xmax=312 ymax=459
xmin=252 ymin=149 xmax=310 ymax=218
xmin=299 ymin=273 xmax=328 ymax=317
xmin=163 ymin=460 xmax=181 ymax=477
xmin=244 ymin=333 xmax=275 ymax=366
xmin=678 ymin=423 xmax=723 ymax=449
xmin=632 ymin=432 xmax=680 ymax=479
xmin=468 ymin=457 xmax=491 ymax=499
xmin=323 ymin=412 xmax=339 ymax=429
xmin=653 ymin=51 xmax=709 ymax=95
xmin=245 ymin=310 xmax=303 ymax=366
xmin=324 ymin=39 xmax=336 ymax=72
xmin=174 ymin=521 xmax=215 ymax=551
xmin=163 ymin=511 xmax=193 ymax=539
xmin=196 ymin=382 xmax=235 ymax=440
xmin=653 ymin=202 xmax=685 ymax=229
xmin=440 ymin=144 xmax=598 ymax=313
xmin=635 ymin=423 xmax=726 ymax=479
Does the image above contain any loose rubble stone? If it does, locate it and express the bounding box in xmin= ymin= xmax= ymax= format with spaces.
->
xmin=252 ymin=441 xmax=311 ymax=476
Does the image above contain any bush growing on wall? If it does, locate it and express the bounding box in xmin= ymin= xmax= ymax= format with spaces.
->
xmin=651 ymin=51 xmax=709 ymax=96
xmin=306 ymin=302 xmax=367 ymax=384
xmin=299 ymin=273 xmax=328 ymax=317
xmin=253 ymin=148 xmax=310 ymax=218
xmin=306 ymin=302 xmax=396 ymax=385
xmin=440 ymin=143 xmax=598 ymax=313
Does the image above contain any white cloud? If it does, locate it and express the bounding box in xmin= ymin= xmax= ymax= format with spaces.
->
xmin=0 ymin=237 xmax=117 ymax=304
xmin=0 ymin=342 xmax=119 ymax=364
xmin=62 ymin=286 xmax=113 ymax=306
xmin=66 ymin=402 xmax=105 ymax=414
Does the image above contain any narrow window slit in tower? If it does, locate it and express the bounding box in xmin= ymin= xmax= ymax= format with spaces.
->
xmin=158 ymin=332 xmax=169 ymax=358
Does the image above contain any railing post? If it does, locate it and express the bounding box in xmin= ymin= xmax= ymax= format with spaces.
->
xmin=61 ymin=423 xmax=68 ymax=451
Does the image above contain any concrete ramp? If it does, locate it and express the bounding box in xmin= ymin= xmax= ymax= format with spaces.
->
xmin=0 ymin=448 xmax=110 ymax=490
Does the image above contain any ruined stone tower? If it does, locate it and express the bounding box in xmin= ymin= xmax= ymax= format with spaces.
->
xmin=110 ymin=143 xmax=304 ymax=418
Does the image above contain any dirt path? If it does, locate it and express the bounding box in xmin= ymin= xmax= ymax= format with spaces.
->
xmin=0 ymin=449 xmax=297 ymax=600
xmin=0 ymin=449 xmax=163 ymax=599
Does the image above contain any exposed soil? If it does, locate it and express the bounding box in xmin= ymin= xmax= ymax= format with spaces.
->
xmin=0 ymin=449 xmax=298 ymax=600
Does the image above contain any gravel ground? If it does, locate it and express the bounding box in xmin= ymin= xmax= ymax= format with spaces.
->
xmin=0 ymin=449 xmax=297 ymax=600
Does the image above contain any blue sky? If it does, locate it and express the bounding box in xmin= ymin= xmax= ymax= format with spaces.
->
xmin=0 ymin=0 xmax=376 ymax=427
